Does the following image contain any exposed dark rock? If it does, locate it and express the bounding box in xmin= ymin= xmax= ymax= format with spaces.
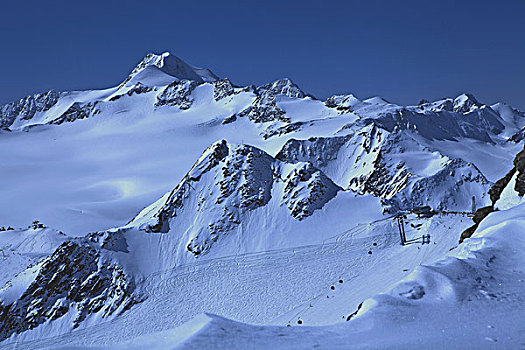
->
xmin=459 ymin=146 xmax=525 ymax=243
xmin=212 ymin=78 xmax=251 ymax=102
xmin=109 ymin=83 xmax=153 ymax=101
xmin=52 ymin=102 xmax=100 ymax=125
xmin=222 ymin=114 xmax=237 ymax=125
xmin=489 ymin=168 xmax=516 ymax=204
xmin=460 ymin=224 xmax=478 ymax=244
xmin=346 ymin=302 xmax=363 ymax=322
xmin=473 ymin=206 xmax=495 ymax=225
xmin=0 ymin=240 xmax=140 ymax=341
xmin=257 ymin=79 xmax=305 ymax=99
xmin=238 ymin=91 xmax=289 ymax=123
xmin=513 ymin=149 xmax=525 ymax=196
xmin=155 ymin=80 xmax=198 ymax=110
xmin=281 ymin=162 xmax=341 ymax=220
xmin=262 ymin=122 xmax=304 ymax=140
xmin=0 ymin=90 xmax=59 ymax=128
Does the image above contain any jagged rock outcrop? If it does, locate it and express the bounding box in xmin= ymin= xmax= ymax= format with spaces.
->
xmin=325 ymin=94 xmax=360 ymax=111
xmin=238 ymin=91 xmax=289 ymax=123
xmin=0 ymin=240 xmax=139 ymax=341
xmin=0 ymin=90 xmax=59 ymax=128
xmin=257 ymin=78 xmax=305 ymax=99
xmin=129 ymin=140 xmax=341 ymax=256
xmin=281 ymin=162 xmax=341 ymax=220
xmin=52 ymin=102 xmax=100 ymax=125
xmin=513 ymin=149 xmax=525 ymax=196
xmin=212 ymin=78 xmax=251 ymax=102
xmin=262 ymin=122 xmax=304 ymax=140
xmin=155 ymin=80 xmax=198 ymax=109
xmin=109 ymin=83 xmax=153 ymax=101
xmin=276 ymin=125 xmax=491 ymax=213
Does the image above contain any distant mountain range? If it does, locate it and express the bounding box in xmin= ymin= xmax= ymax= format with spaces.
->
xmin=0 ymin=52 xmax=524 ymax=343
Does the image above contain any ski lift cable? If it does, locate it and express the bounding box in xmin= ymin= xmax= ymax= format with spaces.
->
xmin=286 ymin=219 xmax=388 ymax=325
xmin=419 ymin=220 xmax=455 ymax=266
xmin=286 ymin=240 xmax=388 ymax=326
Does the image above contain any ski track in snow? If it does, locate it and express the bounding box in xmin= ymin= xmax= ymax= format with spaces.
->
xmin=1 ymin=52 xmax=525 ymax=349
xmin=0 ymin=214 xmax=472 ymax=348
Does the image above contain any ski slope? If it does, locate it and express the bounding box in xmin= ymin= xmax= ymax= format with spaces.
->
xmin=7 ymin=206 xmax=519 ymax=350
xmin=0 ymin=213 xmax=472 ymax=348
xmin=1 ymin=52 xmax=524 ymax=348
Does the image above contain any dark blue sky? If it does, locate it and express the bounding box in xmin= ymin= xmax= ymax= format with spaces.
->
xmin=1 ymin=0 xmax=524 ymax=108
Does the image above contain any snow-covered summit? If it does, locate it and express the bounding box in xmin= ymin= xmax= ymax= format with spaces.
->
xmin=257 ymin=78 xmax=306 ymax=98
xmin=453 ymin=93 xmax=482 ymax=114
xmin=122 ymin=52 xmax=218 ymax=87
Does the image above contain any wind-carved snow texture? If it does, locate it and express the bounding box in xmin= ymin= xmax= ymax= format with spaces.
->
xmin=0 ymin=239 xmax=139 ymax=341
xmin=155 ymin=80 xmax=198 ymax=110
xmin=0 ymin=90 xmax=59 ymax=128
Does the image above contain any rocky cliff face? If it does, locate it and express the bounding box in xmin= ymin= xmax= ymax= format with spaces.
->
xmin=0 ymin=90 xmax=59 ymax=129
xmin=130 ymin=140 xmax=341 ymax=256
xmin=460 ymin=144 xmax=525 ymax=243
xmin=0 ymin=240 xmax=140 ymax=341
xmin=0 ymin=52 xmax=523 ymax=341
xmin=212 ymin=78 xmax=252 ymax=102
xmin=52 ymin=102 xmax=100 ymax=125
xmin=277 ymin=124 xmax=491 ymax=213
xmin=155 ymin=80 xmax=198 ymax=110
xmin=237 ymin=90 xmax=289 ymax=123
xmin=257 ymin=78 xmax=305 ymax=98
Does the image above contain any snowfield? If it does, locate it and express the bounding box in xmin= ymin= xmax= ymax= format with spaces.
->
xmin=0 ymin=52 xmax=524 ymax=349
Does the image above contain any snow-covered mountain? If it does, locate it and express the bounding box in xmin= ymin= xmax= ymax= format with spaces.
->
xmin=0 ymin=52 xmax=524 ymax=346
xmin=1 ymin=52 xmax=522 ymax=235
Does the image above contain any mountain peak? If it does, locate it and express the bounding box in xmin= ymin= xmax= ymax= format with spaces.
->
xmin=453 ymin=93 xmax=482 ymax=113
xmin=123 ymin=52 xmax=218 ymax=87
xmin=257 ymin=78 xmax=306 ymax=98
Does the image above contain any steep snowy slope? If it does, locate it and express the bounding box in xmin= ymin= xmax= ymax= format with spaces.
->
xmin=0 ymin=224 xmax=70 ymax=287
xmin=37 ymin=144 xmax=524 ymax=350
xmin=0 ymin=51 xmax=524 ymax=346
xmin=0 ymin=51 xmax=521 ymax=233
xmin=106 ymin=202 xmax=525 ymax=350
xmin=276 ymin=125 xmax=491 ymax=212
xmin=0 ymin=140 xmax=384 ymax=342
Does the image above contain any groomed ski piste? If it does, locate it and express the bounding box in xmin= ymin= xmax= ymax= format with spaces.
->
xmin=3 ymin=206 xmax=525 ymax=349
xmin=2 ymin=212 xmax=508 ymax=349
